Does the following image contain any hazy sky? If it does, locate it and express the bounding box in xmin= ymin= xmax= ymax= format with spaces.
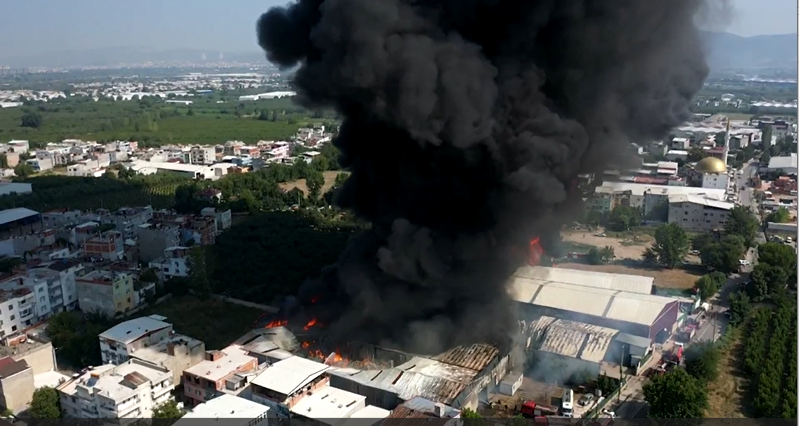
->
xmin=0 ymin=0 xmax=795 ymax=59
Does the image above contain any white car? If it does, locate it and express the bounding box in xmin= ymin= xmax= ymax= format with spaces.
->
xmin=739 ymin=259 xmax=750 ymax=266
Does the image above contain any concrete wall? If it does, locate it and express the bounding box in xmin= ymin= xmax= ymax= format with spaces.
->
xmin=11 ymin=339 xmax=56 ymax=375
xmin=76 ymin=282 xmax=115 ymax=316
xmin=0 ymin=367 xmax=34 ymax=413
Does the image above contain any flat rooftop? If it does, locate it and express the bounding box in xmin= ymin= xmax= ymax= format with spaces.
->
xmin=251 ymin=355 xmax=329 ymax=396
xmin=184 ymin=345 xmax=256 ymax=382
xmin=99 ymin=316 xmax=172 ymax=344
xmin=176 ymin=394 xmax=268 ymax=424
xmin=129 ymin=333 xmax=204 ymax=365
xmin=290 ymin=385 xmax=366 ymax=420
xmin=0 ymin=335 xmax=50 ymax=358
xmin=58 ymin=360 xmax=170 ymax=402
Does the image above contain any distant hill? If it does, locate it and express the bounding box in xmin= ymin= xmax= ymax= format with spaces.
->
xmin=702 ymin=32 xmax=797 ymax=71
xmin=0 ymin=47 xmax=267 ymax=68
xmin=2 ymin=32 xmax=796 ymax=71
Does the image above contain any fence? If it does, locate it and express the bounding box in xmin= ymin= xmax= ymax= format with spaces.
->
xmin=583 ymin=377 xmax=627 ymax=418
xmin=211 ymin=294 xmax=279 ymax=313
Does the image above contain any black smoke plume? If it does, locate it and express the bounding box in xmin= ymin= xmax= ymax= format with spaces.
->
xmin=256 ymin=0 xmax=711 ymax=355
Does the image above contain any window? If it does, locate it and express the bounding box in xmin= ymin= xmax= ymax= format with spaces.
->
xmin=40 ymin=296 xmax=46 ymax=303
xmin=11 ymin=326 xmax=16 ymax=332
xmin=127 ymin=297 xmax=131 ymax=303
xmin=7 ymin=305 xmax=12 ymax=311
xmin=9 ymin=315 xmax=14 ymax=321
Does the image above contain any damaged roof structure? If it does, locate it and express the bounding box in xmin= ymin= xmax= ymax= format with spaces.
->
xmin=329 ymin=343 xmax=506 ymax=411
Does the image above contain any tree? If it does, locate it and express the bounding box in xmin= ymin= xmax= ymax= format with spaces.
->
xmin=257 ymin=110 xmax=270 ymax=121
xmin=152 ymin=400 xmax=185 ymax=423
xmin=687 ymin=147 xmax=707 ymax=162
xmin=644 ymin=368 xmax=708 ymax=418
xmin=749 ymin=263 xmax=788 ymax=300
xmin=28 ymin=387 xmax=61 ymax=418
xmin=694 ymin=274 xmax=722 ymax=302
xmin=187 ymin=246 xmax=213 ymax=299
xmin=766 ymin=207 xmax=790 ymax=223
xmin=684 ymin=341 xmax=721 ymax=382
xmin=606 ymin=205 xmax=642 ymax=232
xmin=587 ymin=246 xmax=615 ymax=265
xmin=691 ymin=233 xmax=716 ymax=252
xmin=727 ymin=290 xmax=751 ymax=326
xmin=20 ymin=112 xmax=43 ymax=129
xmin=700 ymin=238 xmax=745 ymax=274
xmin=651 ymin=223 xmax=689 ymax=268
xmin=757 ymin=242 xmax=797 ymax=272
xmin=13 ymin=162 xmax=35 ymax=178
xmin=762 ymin=124 xmax=773 ymax=147
xmin=724 ymin=206 xmax=759 ymax=247
xmin=761 ymin=149 xmax=771 ymax=164
xmin=305 ymin=169 xmax=325 ymax=201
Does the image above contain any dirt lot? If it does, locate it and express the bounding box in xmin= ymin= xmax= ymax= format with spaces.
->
xmin=561 ymin=231 xmax=652 ymax=260
xmin=279 ymin=171 xmax=347 ymax=196
xmin=559 ymin=231 xmax=702 ymax=289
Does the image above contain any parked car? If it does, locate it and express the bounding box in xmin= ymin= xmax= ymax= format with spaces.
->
xmin=578 ymin=394 xmax=595 ymax=407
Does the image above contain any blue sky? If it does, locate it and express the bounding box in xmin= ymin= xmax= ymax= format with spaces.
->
xmin=0 ymin=0 xmax=794 ymax=59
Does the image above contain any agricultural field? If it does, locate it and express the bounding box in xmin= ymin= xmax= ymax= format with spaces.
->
xmin=738 ymin=304 xmax=797 ymax=418
xmin=0 ymin=96 xmax=337 ymax=146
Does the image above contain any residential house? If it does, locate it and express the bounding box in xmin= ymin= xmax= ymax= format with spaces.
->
xmin=57 ymin=359 xmax=174 ymax=420
xmin=148 ymin=247 xmax=190 ymax=280
xmin=83 ymin=231 xmax=124 ymax=261
xmin=189 ymin=146 xmax=216 ymax=165
xmin=26 ymin=259 xmax=83 ymax=313
xmin=100 ymin=207 xmax=154 ymax=239
xmin=182 ymin=346 xmax=258 ymax=407
xmin=137 ymin=222 xmax=180 ymax=263
xmin=70 ymin=222 xmax=100 ymax=247
xmin=0 ymin=357 xmax=34 ymax=413
xmin=250 ymin=356 xmax=331 ymax=418
xmin=98 ymin=316 xmax=173 ymax=365
xmin=0 ymin=276 xmax=51 ymax=338
xmin=75 ymin=270 xmax=135 ymax=316
xmin=289 ymin=385 xmax=367 ymax=426
xmin=42 ymin=209 xmax=82 ymax=229
xmin=201 ymin=207 xmax=232 ymax=232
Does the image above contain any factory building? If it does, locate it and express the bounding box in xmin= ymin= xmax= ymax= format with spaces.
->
xmin=329 ymin=343 xmax=509 ymax=412
xmin=509 ymin=267 xmax=681 ymax=343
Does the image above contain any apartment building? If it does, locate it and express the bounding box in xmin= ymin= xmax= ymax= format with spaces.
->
xmin=99 ymin=207 xmax=154 ymax=239
xmin=70 ymin=221 xmax=100 ymax=246
xmin=75 ymin=270 xmax=135 ymax=316
xmin=189 ymin=146 xmax=216 ymax=165
xmin=99 ymin=316 xmax=173 ymax=365
xmin=179 ymin=215 xmax=216 ymax=246
xmin=667 ymin=195 xmax=734 ymax=233
xmin=201 ymin=207 xmax=232 ymax=232
xmin=25 ymin=157 xmax=53 ymax=172
xmin=83 ymin=231 xmax=124 ymax=261
xmin=26 ymin=259 xmax=83 ymax=313
xmin=250 ymin=356 xmax=331 ymax=418
xmin=58 ymin=359 xmax=174 ymax=421
xmin=183 ymin=346 xmax=258 ymax=407
xmin=42 ymin=209 xmax=82 ymax=228
xmin=0 ymin=276 xmax=50 ymax=339
xmin=174 ymin=394 xmax=269 ymax=426
xmin=137 ymin=222 xmax=180 ymax=263
xmin=148 ymin=246 xmax=190 ymax=279
xmin=4 ymin=228 xmax=56 ymax=256
xmin=129 ymin=332 xmax=205 ymax=386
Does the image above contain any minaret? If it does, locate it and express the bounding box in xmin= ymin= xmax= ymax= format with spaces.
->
xmin=722 ymin=117 xmax=731 ymax=169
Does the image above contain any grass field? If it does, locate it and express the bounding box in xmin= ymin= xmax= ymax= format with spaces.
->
xmin=0 ymin=97 xmax=337 ymax=146
xmin=706 ymin=328 xmax=747 ymax=418
xmin=279 ymin=171 xmax=348 ymax=196
xmin=132 ymin=295 xmax=264 ymax=350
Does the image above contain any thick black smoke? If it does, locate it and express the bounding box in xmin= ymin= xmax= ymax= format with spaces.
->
xmin=257 ymin=0 xmax=711 ymax=354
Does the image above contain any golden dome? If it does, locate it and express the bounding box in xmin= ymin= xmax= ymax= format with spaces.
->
xmin=695 ymin=157 xmax=727 ymax=173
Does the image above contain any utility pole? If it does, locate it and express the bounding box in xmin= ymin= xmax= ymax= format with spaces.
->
xmin=618 ymin=344 xmax=626 ymax=404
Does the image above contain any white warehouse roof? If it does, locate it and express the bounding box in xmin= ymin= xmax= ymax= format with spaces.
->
xmin=668 ymin=194 xmax=734 ymax=210
xmin=767 ymin=154 xmax=798 ymax=171
xmin=251 ymin=355 xmax=329 ymax=396
xmin=509 ymin=273 xmax=677 ymax=327
xmin=595 ymin=182 xmax=726 ymax=200
xmin=514 ymin=266 xmax=654 ymax=295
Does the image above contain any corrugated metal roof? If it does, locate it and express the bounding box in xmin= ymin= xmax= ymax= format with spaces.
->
xmin=433 ymin=343 xmax=498 ymax=372
xmin=514 ymin=266 xmax=654 ymax=295
xmin=0 ymin=207 xmax=39 ymax=227
xmin=531 ymin=316 xmax=617 ymax=363
xmin=509 ymin=275 xmax=677 ymax=326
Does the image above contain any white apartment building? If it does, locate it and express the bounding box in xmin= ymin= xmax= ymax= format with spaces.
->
xmin=265 ymin=142 xmax=290 ymax=159
xmin=148 ymin=247 xmax=190 ymax=279
xmin=98 ymin=316 xmax=173 ymax=365
xmin=25 ymin=157 xmax=54 ymax=172
xmin=189 ymin=146 xmax=216 ymax=165
xmin=0 ymin=276 xmax=50 ymax=339
xmin=700 ymin=172 xmax=729 ymax=190
xmin=57 ymin=359 xmax=174 ymax=421
xmin=671 ymin=137 xmax=690 ymax=150
xmin=174 ymin=394 xmax=269 ymax=426
xmin=27 ymin=259 xmax=83 ymax=313
xmin=668 ymin=195 xmax=734 ymax=232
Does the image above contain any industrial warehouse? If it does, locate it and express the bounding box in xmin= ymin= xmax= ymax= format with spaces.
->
xmin=219 ymin=265 xmax=695 ymax=420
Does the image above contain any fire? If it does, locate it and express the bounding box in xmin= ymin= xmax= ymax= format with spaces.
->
xmin=303 ymin=318 xmax=318 ymax=331
xmin=301 ymin=341 xmax=311 ymax=349
xmin=310 ymin=350 xmax=325 ymax=359
xmin=311 ymin=296 xmax=319 ymax=304
xmin=264 ymin=319 xmax=288 ymax=328
xmin=528 ymin=237 xmax=545 ymax=266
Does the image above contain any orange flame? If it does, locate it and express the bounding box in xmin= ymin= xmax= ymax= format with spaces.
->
xmin=264 ymin=319 xmax=288 ymax=328
xmin=529 ymin=237 xmax=544 ymax=266
xmin=301 ymin=341 xmax=311 ymax=349
xmin=303 ymin=318 xmax=318 ymax=331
